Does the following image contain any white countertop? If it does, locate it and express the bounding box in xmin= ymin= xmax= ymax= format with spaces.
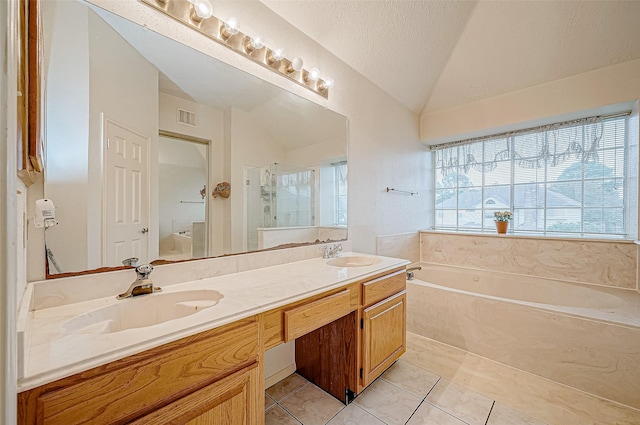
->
xmin=18 ymin=253 xmax=408 ymax=392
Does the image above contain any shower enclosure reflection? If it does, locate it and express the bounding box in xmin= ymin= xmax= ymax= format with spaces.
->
xmin=246 ymin=162 xmax=347 ymax=251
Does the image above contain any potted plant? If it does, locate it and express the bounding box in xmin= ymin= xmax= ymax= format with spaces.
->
xmin=494 ymin=211 xmax=513 ymax=234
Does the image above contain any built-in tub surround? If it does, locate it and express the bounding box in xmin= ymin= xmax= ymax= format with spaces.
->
xmin=376 ymin=232 xmax=420 ymax=263
xmin=421 ymin=231 xmax=636 ymax=289
xmin=17 ymin=247 xmax=407 ymax=392
xmin=406 ymin=264 xmax=640 ymax=410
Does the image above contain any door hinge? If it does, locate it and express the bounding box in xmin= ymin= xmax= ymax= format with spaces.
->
xmin=360 ymin=318 xmax=364 ymax=329
xmin=359 ymin=368 xmax=363 ymax=379
xmin=106 ymin=138 xmax=110 ymax=149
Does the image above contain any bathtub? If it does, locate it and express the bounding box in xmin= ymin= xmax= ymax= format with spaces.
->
xmin=406 ymin=263 xmax=640 ymax=410
xmin=159 ymin=232 xmax=192 ymax=260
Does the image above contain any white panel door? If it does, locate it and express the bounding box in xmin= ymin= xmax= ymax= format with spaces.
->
xmin=104 ymin=119 xmax=149 ymax=267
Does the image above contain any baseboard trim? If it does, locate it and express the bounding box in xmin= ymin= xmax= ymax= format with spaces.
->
xmin=265 ymin=363 xmax=297 ymax=389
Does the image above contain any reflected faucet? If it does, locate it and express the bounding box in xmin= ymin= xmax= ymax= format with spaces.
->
xmin=321 ymin=243 xmax=343 ymax=259
xmin=117 ymin=264 xmax=162 ymax=300
xmin=122 ymin=257 xmax=139 ymax=267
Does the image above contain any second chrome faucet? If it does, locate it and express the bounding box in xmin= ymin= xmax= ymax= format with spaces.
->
xmin=321 ymin=243 xmax=343 ymax=259
xmin=117 ymin=264 xmax=162 ymax=300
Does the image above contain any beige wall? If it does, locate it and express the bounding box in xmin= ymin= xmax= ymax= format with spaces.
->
xmin=421 ymin=58 xmax=640 ymax=144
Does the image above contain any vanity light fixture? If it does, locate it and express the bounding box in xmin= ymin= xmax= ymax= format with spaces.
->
xmin=190 ymin=0 xmax=213 ymax=22
xmin=266 ymin=47 xmax=285 ymax=64
xmin=318 ymin=77 xmax=334 ymax=91
xmin=220 ymin=17 xmax=239 ymax=39
xmin=305 ymin=67 xmax=321 ymax=82
xmin=244 ymin=35 xmax=264 ymax=53
xmin=287 ymin=57 xmax=304 ymax=73
xmin=142 ymin=0 xmax=332 ymax=98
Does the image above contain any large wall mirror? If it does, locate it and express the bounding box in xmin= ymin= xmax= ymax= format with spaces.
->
xmin=39 ymin=0 xmax=348 ymax=277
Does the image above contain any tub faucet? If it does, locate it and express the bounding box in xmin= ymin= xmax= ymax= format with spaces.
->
xmin=321 ymin=243 xmax=343 ymax=259
xmin=117 ymin=264 xmax=162 ymax=300
xmin=406 ymin=266 xmax=422 ymax=281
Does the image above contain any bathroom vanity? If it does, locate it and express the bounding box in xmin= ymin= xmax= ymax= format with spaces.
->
xmin=17 ymin=254 xmax=407 ymax=424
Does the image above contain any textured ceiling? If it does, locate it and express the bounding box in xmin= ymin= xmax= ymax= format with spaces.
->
xmin=260 ymin=0 xmax=640 ymax=115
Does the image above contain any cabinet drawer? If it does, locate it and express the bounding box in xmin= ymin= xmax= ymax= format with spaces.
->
xmin=34 ymin=320 xmax=259 ymax=425
xmin=284 ymin=289 xmax=352 ymax=342
xmin=362 ymin=270 xmax=406 ymax=307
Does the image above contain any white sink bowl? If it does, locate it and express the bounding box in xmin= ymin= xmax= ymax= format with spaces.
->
xmin=326 ymin=256 xmax=381 ymax=267
xmin=63 ymin=289 xmax=223 ymax=335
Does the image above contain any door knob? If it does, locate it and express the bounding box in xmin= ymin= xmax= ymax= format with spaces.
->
xmin=141 ymin=227 xmax=149 ymax=234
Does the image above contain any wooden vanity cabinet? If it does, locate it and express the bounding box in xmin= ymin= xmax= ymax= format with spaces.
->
xmin=361 ymin=291 xmax=406 ymax=388
xmin=17 ymin=317 xmax=263 ymax=425
xmin=294 ymin=267 xmax=407 ymax=400
xmin=18 ymin=264 xmax=406 ymax=424
xmin=358 ymin=268 xmax=407 ymax=391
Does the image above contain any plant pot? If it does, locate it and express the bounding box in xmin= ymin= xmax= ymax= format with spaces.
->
xmin=495 ymin=221 xmax=509 ymax=234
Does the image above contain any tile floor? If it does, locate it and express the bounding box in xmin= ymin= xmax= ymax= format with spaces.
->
xmin=265 ymin=360 xmax=547 ymax=425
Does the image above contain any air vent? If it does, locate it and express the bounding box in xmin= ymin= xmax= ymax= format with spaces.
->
xmin=177 ymin=108 xmax=197 ymax=127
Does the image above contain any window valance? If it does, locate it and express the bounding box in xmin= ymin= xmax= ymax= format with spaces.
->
xmin=431 ymin=113 xmax=629 ymax=175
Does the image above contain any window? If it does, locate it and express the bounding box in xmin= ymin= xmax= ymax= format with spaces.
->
xmin=433 ymin=114 xmax=634 ymax=238
xmin=334 ymin=162 xmax=348 ymax=226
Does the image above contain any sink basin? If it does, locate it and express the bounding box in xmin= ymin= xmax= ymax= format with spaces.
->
xmin=326 ymin=256 xmax=381 ymax=267
xmin=63 ymin=289 xmax=223 ymax=335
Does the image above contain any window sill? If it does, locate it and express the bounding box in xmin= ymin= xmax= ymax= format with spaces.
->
xmin=420 ymin=229 xmax=634 ymax=244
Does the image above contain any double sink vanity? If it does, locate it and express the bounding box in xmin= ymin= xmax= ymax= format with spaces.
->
xmin=17 ymin=251 xmax=408 ymax=424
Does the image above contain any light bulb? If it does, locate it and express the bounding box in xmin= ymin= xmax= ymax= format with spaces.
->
xmin=306 ymin=67 xmax=321 ymax=82
xmin=267 ymin=48 xmax=285 ymax=64
xmin=192 ymin=0 xmax=213 ymax=21
xmin=319 ymin=77 xmax=334 ymax=91
xmin=221 ymin=17 xmax=239 ymax=38
xmin=244 ymin=36 xmax=264 ymax=53
xmin=288 ymin=57 xmax=304 ymax=73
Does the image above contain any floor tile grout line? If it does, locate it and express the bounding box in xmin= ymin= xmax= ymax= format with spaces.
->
xmin=484 ymin=401 xmax=496 ymax=425
xmin=351 ymin=403 xmax=391 ymax=425
xmin=269 ymin=380 xmax=310 ymax=404
xmin=379 ymin=375 xmax=439 ymax=400
xmin=400 ymin=375 xmax=442 ymax=424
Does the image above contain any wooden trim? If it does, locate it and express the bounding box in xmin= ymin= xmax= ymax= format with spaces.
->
xmin=18 ymin=0 xmax=42 ymax=186
xmin=27 ymin=0 xmax=42 ymax=172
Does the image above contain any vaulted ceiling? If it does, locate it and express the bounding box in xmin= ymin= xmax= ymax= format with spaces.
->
xmin=260 ymin=0 xmax=640 ymax=115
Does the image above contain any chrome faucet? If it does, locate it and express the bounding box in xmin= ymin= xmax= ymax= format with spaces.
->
xmin=321 ymin=243 xmax=343 ymax=259
xmin=117 ymin=264 xmax=162 ymax=300
xmin=406 ymin=266 xmax=422 ymax=281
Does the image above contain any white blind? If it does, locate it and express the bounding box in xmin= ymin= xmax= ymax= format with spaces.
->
xmin=433 ymin=113 xmax=631 ymax=237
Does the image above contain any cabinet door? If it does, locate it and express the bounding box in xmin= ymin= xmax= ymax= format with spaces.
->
xmin=361 ymin=291 xmax=406 ymax=388
xmin=128 ymin=363 xmax=262 ymax=425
